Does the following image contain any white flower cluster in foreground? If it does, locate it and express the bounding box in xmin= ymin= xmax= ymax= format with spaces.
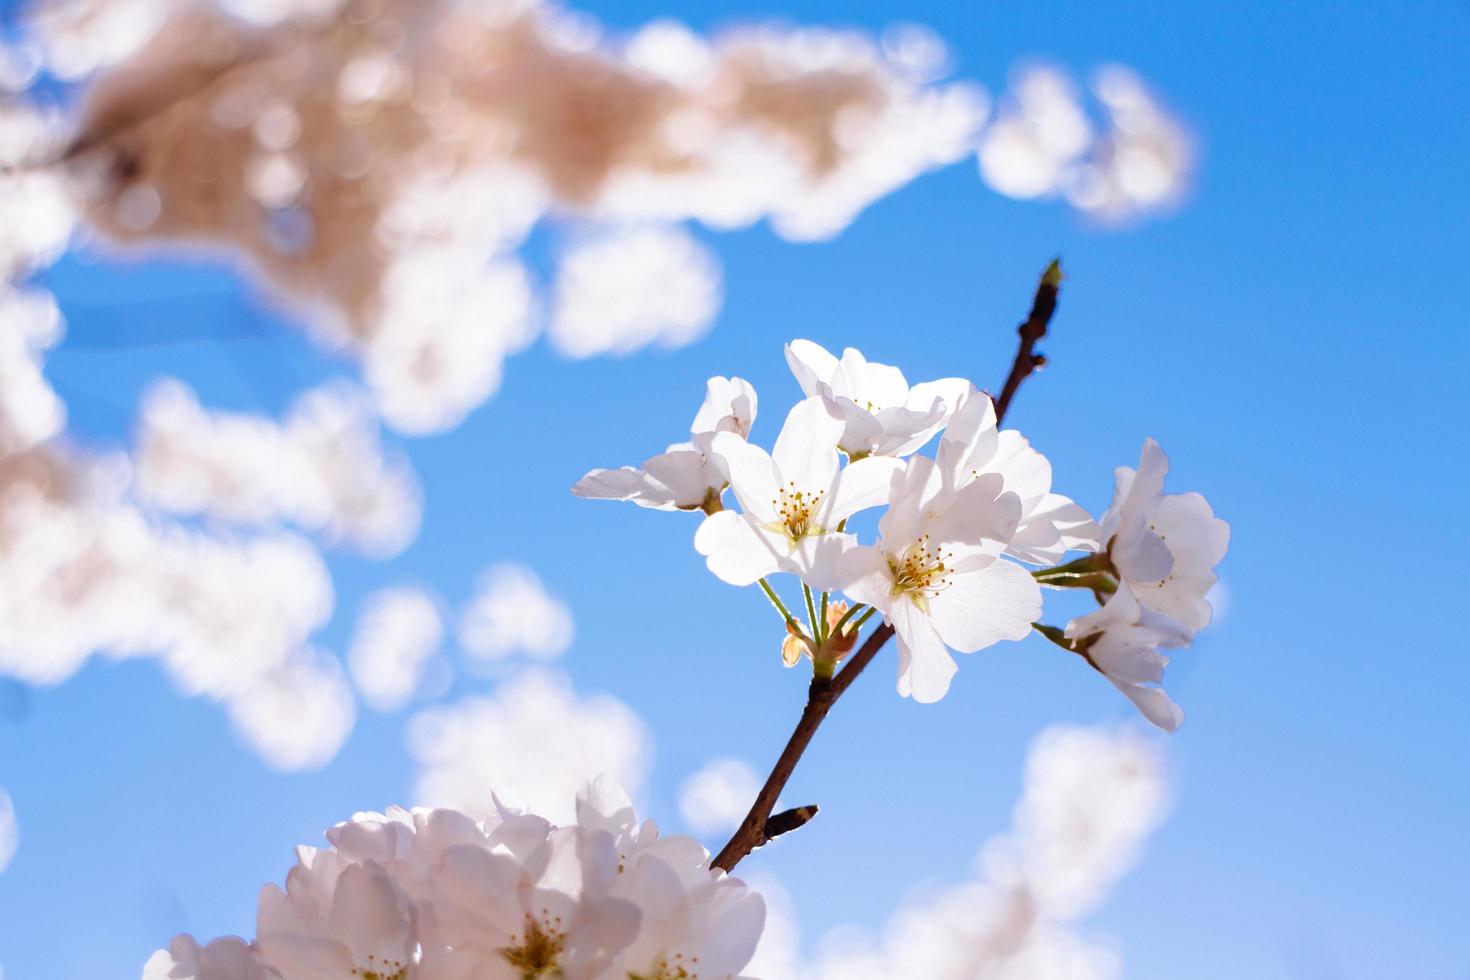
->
xmin=143 ymin=776 xmax=765 ymax=980
xmin=576 ymin=340 xmax=1229 ymax=728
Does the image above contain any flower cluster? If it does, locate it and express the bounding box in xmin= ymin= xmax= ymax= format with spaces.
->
xmin=143 ymin=777 xmax=765 ymax=980
xmin=575 ymin=341 xmax=1229 ymax=727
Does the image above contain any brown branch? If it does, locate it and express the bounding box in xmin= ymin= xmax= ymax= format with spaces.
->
xmin=710 ymin=623 xmax=893 ymax=872
xmin=993 ymin=258 xmax=1063 ymax=425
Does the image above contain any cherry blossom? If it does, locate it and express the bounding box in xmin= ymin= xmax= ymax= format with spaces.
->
xmin=784 ymin=339 xmax=969 ymax=458
xmin=936 ymin=387 xmax=1099 ymax=564
xmin=573 ymin=376 xmax=757 ymax=514
xmin=695 ymin=396 xmax=902 ymax=590
xmin=836 ymin=455 xmax=1040 ymax=702
xmin=142 ymin=777 xmax=765 ymax=980
xmin=1098 ymin=438 xmax=1230 ymax=635
xmin=1064 ymin=587 xmax=1189 ymax=732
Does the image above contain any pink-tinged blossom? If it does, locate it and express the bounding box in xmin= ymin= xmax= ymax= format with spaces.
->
xmin=836 ymin=454 xmax=1040 ymax=703
xmin=142 ymin=935 xmax=277 ymax=980
xmin=696 ymin=396 xmax=902 ymax=590
xmin=1065 ymin=587 xmax=1189 ymax=732
xmin=1099 ymin=438 xmax=1229 ymax=636
xmin=784 ymin=339 xmax=969 ymax=458
xmin=573 ymin=376 xmax=757 ymax=514
xmin=134 ymin=379 xmax=422 ymax=556
xmin=143 ymin=778 xmax=765 ymax=980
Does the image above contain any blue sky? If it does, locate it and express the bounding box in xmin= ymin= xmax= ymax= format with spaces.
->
xmin=2 ymin=0 xmax=1468 ymax=977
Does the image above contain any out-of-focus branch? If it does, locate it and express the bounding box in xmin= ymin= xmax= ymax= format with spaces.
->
xmin=1 ymin=17 xmax=301 ymax=176
xmin=993 ymin=258 xmax=1063 ymax=425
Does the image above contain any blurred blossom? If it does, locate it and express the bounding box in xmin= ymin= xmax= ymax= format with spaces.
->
xmin=134 ymin=379 xmax=422 ymax=555
xmin=0 ymin=787 xmax=15 ymax=874
xmin=457 ymin=562 xmax=574 ymax=664
xmin=347 ymin=586 xmax=443 ymax=712
xmin=0 ymin=107 xmax=75 ymax=280
xmin=979 ymin=62 xmax=1191 ymax=223
xmin=25 ymin=0 xmax=176 ymax=81
xmin=224 ymin=649 xmax=356 ymax=770
xmin=550 ymin=225 xmax=722 ymax=358
xmin=47 ymin=0 xmax=993 ymax=426
xmin=881 ymin=22 xmax=953 ymax=84
xmin=0 ymin=42 xmax=43 ymax=92
xmin=678 ymin=757 xmax=761 ymax=836
xmin=363 ymin=253 xmax=536 ymax=434
xmin=0 ymin=288 xmax=66 ymax=455
xmin=751 ymin=724 xmax=1170 ymax=979
xmin=1067 ymin=65 xmax=1193 ymax=222
xmin=979 ymin=64 xmax=1093 ymax=200
xmin=409 ymin=668 xmax=649 ymax=824
xmin=0 ymin=442 xmax=350 ymax=769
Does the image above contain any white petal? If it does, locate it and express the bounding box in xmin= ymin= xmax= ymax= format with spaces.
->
xmin=835 ymin=347 xmax=908 ymax=408
xmin=770 ymin=397 xmax=842 ymax=491
xmin=928 ymin=559 xmax=1040 ymax=653
xmin=832 ymin=396 xmax=887 ymax=457
xmin=784 ymin=339 xmax=838 ymax=397
xmin=694 ymin=511 xmax=781 ymax=586
xmin=643 ymin=450 xmax=716 ymax=509
xmin=834 ymin=545 xmax=893 ymax=610
xmin=709 ymin=431 xmax=780 ymax=524
xmin=824 ymin=455 xmax=903 ymax=524
xmin=891 ymin=599 xmax=958 ymax=703
xmin=571 ymin=467 xmax=680 ymax=510
xmin=784 ymin=531 xmax=858 ymax=591
xmin=1109 ymin=677 xmax=1184 ymax=732
xmin=869 ymin=403 xmax=946 ymax=457
xmin=935 ymin=387 xmax=995 ymax=482
xmin=691 ymin=375 xmax=758 ymax=438
xmin=1113 ymin=525 xmax=1174 ymax=583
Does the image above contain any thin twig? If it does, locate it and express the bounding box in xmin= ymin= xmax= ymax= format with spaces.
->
xmin=710 ymin=623 xmax=893 ymax=871
xmin=993 ymin=258 xmax=1063 ymax=425
xmin=711 ymin=260 xmax=1063 ymax=873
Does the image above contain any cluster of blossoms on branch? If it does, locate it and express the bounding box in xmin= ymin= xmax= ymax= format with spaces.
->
xmin=145 ymin=776 xmax=764 ymax=980
xmin=575 ymin=338 xmax=1229 ymax=726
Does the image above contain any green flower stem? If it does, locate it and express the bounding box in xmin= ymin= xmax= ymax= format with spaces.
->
xmin=1033 ymin=552 xmax=1113 ymax=579
xmin=850 ymin=605 xmax=879 ymax=632
xmin=1032 ymin=622 xmax=1074 ymax=650
xmin=802 ymin=584 xmax=820 ymax=642
xmin=1031 ymin=570 xmax=1118 ymax=596
xmin=758 ymin=578 xmax=798 ymax=627
xmin=818 ymin=591 xmax=830 ymax=643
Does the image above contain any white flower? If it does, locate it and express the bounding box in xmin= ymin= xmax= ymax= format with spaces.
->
xmin=836 ymin=455 xmax=1041 ymax=702
xmin=572 ymin=377 xmax=757 ymax=513
xmin=256 ymin=855 xmax=418 ymax=979
xmin=1065 ymin=587 xmax=1189 ymax=732
xmin=1099 ymin=438 xmax=1229 ymax=635
xmin=144 ymin=778 xmax=765 ymax=980
xmin=427 ymin=812 xmax=641 ymax=979
xmin=785 ymin=339 xmax=969 ymax=458
xmin=142 ymin=936 xmax=275 ymax=980
xmin=695 ymin=396 xmax=902 ymax=590
xmin=936 ymin=387 xmax=1100 ymax=564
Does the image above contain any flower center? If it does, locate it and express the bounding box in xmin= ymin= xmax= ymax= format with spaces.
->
xmin=766 ymin=481 xmax=827 ymax=544
xmin=888 ymin=535 xmax=953 ymax=613
xmin=351 ymin=955 xmax=408 ymax=980
xmin=501 ymin=912 xmax=567 ymax=978
xmin=629 ymin=954 xmax=698 ymax=979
